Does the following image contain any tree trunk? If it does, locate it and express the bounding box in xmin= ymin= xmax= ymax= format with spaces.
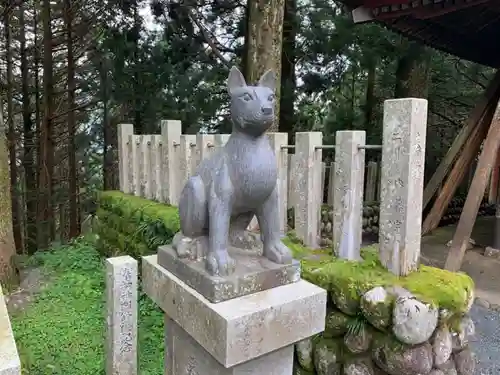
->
xmin=20 ymin=0 xmax=37 ymax=255
xmin=246 ymin=0 xmax=286 ymax=132
xmin=34 ymin=0 xmax=41 ymax=172
xmin=0 ymin=100 xmax=18 ymax=287
xmin=64 ymin=0 xmax=80 ymax=239
xmin=4 ymin=4 xmax=23 ymax=253
xmin=364 ymin=62 xmax=376 ymax=129
xmin=133 ymin=2 xmax=142 ymax=134
xmin=37 ymin=0 xmax=55 ymax=250
xmin=394 ymin=41 xmax=431 ymax=99
xmin=102 ymin=57 xmax=115 ymax=190
xmin=279 ymin=0 xmax=296 ymax=136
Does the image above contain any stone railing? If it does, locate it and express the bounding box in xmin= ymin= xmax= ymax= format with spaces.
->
xmin=0 ymin=285 xmax=21 ymax=375
xmin=118 ymin=99 xmax=425 ymax=265
xmin=106 ymin=98 xmax=476 ymax=375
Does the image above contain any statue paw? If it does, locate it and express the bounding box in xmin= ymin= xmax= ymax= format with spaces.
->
xmin=264 ymin=240 xmax=293 ymax=264
xmin=172 ymin=232 xmax=208 ymax=260
xmin=206 ymin=250 xmax=236 ymax=276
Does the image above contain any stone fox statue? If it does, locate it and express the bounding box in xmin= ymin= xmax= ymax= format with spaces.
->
xmin=173 ymin=66 xmax=293 ymax=276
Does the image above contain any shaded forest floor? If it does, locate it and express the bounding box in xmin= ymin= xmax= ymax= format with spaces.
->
xmin=7 ymin=238 xmax=165 ymax=375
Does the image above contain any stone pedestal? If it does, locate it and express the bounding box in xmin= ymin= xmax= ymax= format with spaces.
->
xmin=157 ymin=245 xmax=301 ymax=303
xmin=142 ymin=255 xmax=326 ymax=374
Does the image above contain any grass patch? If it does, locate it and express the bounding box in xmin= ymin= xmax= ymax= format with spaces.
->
xmin=9 ymin=237 xmax=164 ymax=375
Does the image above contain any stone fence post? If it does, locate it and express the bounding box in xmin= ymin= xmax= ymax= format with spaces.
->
xmin=161 ymin=120 xmax=182 ymax=206
xmin=379 ymin=98 xmax=428 ymax=276
xmin=106 ymin=256 xmax=138 ymax=375
xmin=333 ymin=130 xmax=366 ymax=260
xmin=295 ymin=132 xmax=323 ymax=248
xmin=118 ymin=124 xmax=134 ymax=194
xmin=268 ymin=132 xmax=289 ymax=235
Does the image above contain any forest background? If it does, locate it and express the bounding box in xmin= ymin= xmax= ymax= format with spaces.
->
xmin=0 ymin=0 xmax=493 ymax=283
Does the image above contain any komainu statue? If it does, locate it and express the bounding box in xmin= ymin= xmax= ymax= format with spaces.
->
xmin=172 ymin=66 xmax=293 ymax=276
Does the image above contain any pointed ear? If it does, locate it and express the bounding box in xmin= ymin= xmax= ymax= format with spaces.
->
xmin=227 ymin=66 xmax=247 ymax=94
xmin=258 ymin=69 xmax=276 ymax=91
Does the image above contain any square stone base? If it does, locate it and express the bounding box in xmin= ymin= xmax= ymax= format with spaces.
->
xmin=142 ymin=255 xmax=326 ymax=368
xmin=157 ymin=245 xmax=301 ymax=303
xmin=165 ymin=316 xmax=294 ymax=375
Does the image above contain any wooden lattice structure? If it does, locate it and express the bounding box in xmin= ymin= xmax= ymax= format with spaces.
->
xmin=343 ymin=0 xmax=500 ymax=271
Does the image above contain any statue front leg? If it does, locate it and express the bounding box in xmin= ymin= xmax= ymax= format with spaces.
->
xmin=206 ymin=168 xmax=236 ymax=276
xmin=256 ymin=184 xmax=293 ymax=264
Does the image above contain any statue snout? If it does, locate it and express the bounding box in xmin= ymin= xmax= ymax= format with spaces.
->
xmin=261 ymin=107 xmax=273 ymax=116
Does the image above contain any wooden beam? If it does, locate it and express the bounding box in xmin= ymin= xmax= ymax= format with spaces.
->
xmin=415 ymin=0 xmax=489 ymax=19
xmin=445 ymin=99 xmax=500 ymax=272
xmin=422 ymin=95 xmax=498 ymax=235
xmin=373 ymin=0 xmax=489 ymax=20
xmin=422 ymin=70 xmax=500 ymax=211
xmin=487 ymin=150 xmax=500 ymax=204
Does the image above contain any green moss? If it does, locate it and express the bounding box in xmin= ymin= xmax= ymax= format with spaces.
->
xmin=97 ymin=191 xmax=474 ymax=315
xmin=98 ymin=190 xmax=180 ymax=232
xmin=294 ymin=243 xmax=473 ymax=314
xmin=96 ymin=191 xmax=181 ymax=258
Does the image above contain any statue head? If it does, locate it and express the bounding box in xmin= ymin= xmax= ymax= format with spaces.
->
xmin=227 ymin=66 xmax=277 ymax=137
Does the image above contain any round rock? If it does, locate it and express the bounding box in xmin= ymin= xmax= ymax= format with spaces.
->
xmin=314 ymin=338 xmax=342 ymax=375
xmin=372 ymin=340 xmax=433 ymax=375
xmin=392 ymin=296 xmax=438 ymax=345
xmin=453 ymin=347 xmax=475 ymax=375
xmin=433 ymin=325 xmax=453 ymax=366
xmin=295 ymin=338 xmax=314 ymax=372
xmin=360 ymin=286 xmax=392 ymax=330
xmin=343 ymin=357 xmax=375 ymax=375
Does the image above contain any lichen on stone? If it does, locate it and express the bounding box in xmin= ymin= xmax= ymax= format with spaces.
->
xmin=324 ymin=309 xmax=350 ymax=338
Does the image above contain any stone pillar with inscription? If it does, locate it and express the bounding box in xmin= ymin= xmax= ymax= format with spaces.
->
xmin=379 ymin=98 xmax=428 ymax=276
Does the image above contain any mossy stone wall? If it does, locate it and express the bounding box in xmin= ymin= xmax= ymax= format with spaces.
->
xmin=96 ymin=191 xmax=476 ymax=375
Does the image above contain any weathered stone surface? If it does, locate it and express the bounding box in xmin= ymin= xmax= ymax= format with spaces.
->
xmin=392 ymin=297 xmax=438 ymax=345
xmin=314 ymin=338 xmax=342 ymax=375
xmin=344 ymin=326 xmax=372 ymax=354
xmin=436 ymin=358 xmax=458 ymax=375
xmin=324 ymin=310 xmax=350 ymax=338
xmin=142 ymin=255 xmax=326 ymax=368
xmin=360 ymin=287 xmax=392 ymax=330
xmin=333 ymin=130 xmax=365 ymax=260
xmin=343 ymin=357 xmax=375 ymax=375
xmin=158 ymin=244 xmax=301 ymax=303
xmin=330 ymin=287 xmax=359 ymax=316
xmin=432 ymin=325 xmax=453 ymax=366
xmin=293 ymin=362 xmax=316 ymax=375
xmin=372 ymin=338 xmax=433 ymax=375
xmin=295 ymin=338 xmax=315 ymax=372
xmin=451 ymin=316 xmax=475 ymax=352
xmin=105 ymin=256 xmax=138 ymax=375
xmin=453 ymin=348 xmax=475 ymax=375
xmin=165 ymin=316 xmax=294 ymax=375
xmin=485 ymin=246 xmax=500 ymax=258
xmin=0 ymin=285 xmax=21 ymax=375
xmin=429 ymin=370 xmax=445 ymax=375
xmin=385 ymin=286 xmax=413 ymax=299
xmin=378 ymin=98 xmax=428 ymax=276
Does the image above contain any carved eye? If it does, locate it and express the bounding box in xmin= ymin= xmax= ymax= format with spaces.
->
xmin=242 ymin=93 xmax=252 ymax=101
xmin=268 ymin=94 xmax=275 ymax=101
